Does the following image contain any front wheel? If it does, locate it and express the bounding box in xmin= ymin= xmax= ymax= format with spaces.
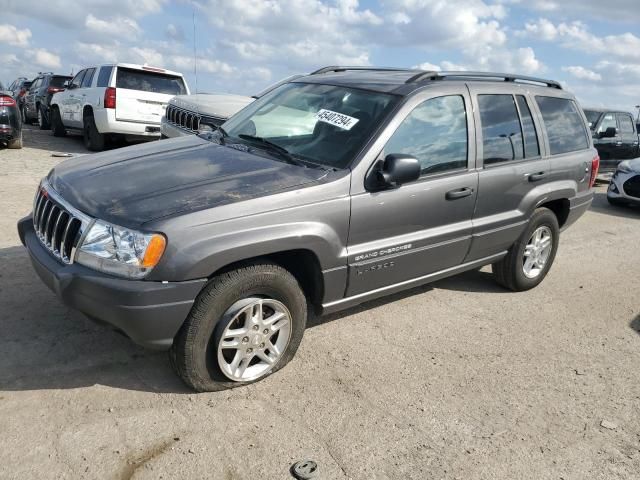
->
xmin=170 ymin=263 xmax=307 ymax=392
xmin=492 ymin=207 xmax=559 ymax=291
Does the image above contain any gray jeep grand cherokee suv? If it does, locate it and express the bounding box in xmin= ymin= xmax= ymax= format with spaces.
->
xmin=18 ymin=67 xmax=598 ymax=392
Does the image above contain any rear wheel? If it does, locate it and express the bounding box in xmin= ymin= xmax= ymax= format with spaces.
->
xmin=37 ymin=104 xmax=50 ymax=130
xmin=83 ymin=113 xmax=106 ymax=151
xmin=8 ymin=130 xmax=23 ymax=149
xmin=170 ymin=263 xmax=307 ymax=392
xmin=492 ymin=207 xmax=559 ymax=291
xmin=50 ymin=107 xmax=66 ymax=137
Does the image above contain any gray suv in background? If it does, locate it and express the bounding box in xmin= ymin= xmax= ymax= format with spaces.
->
xmin=18 ymin=67 xmax=598 ymax=392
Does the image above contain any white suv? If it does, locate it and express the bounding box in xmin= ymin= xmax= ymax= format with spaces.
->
xmin=50 ymin=63 xmax=189 ymax=151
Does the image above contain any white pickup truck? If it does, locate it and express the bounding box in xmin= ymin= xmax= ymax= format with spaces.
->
xmin=50 ymin=63 xmax=189 ymax=151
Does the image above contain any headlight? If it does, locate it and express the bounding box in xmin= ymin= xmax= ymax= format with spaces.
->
xmin=198 ymin=122 xmax=214 ymax=134
xmin=75 ymin=220 xmax=166 ymax=279
xmin=617 ymin=161 xmax=632 ymax=174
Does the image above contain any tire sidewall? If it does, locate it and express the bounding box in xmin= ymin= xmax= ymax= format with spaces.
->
xmin=511 ymin=209 xmax=560 ymax=290
xmin=184 ymin=266 xmax=307 ymax=391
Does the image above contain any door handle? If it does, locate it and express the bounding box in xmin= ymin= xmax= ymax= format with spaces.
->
xmin=526 ymin=171 xmax=547 ymax=182
xmin=445 ymin=187 xmax=473 ymax=200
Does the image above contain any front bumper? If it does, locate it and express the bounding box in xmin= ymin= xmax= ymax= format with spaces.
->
xmin=607 ymin=170 xmax=640 ymax=205
xmin=18 ymin=216 xmax=207 ymax=350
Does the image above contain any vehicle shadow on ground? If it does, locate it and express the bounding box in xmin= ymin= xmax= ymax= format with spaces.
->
xmin=0 ymin=246 xmax=191 ymax=394
xmin=1 ymin=245 xmax=504 ymax=393
xmin=590 ymin=191 xmax=640 ymax=220
xmin=630 ymin=314 xmax=640 ymax=336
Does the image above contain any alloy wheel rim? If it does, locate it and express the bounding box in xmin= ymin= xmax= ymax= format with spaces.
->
xmin=217 ymin=297 xmax=292 ymax=382
xmin=522 ymin=225 xmax=553 ymax=279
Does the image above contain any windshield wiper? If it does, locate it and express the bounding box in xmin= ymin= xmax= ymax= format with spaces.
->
xmin=237 ymin=134 xmax=308 ymax=167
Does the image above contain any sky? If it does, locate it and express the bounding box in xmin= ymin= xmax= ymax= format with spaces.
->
xmin=1 ymin=0 xmax=639 ymax=115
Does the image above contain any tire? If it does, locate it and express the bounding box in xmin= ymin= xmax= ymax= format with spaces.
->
xmin=171 ymin=262 xmax=307 ymax=392
xmin=50 ymin=107 xmax=66 ymax=137
xmin=7 ymin=130 xmax=23 ymax=149
xmin=37 ymin=104 xmax=50 ymax=130
xmin=492 ymin=207 xmax=559 ymax=292
xmin=83 ymin=113 xmax=106 ymax=151
xmin=20 ymin=105 xmax=27 ymax=124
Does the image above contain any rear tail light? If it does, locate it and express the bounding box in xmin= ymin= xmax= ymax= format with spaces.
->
xmin=104 ymin=87 xmax=116 ymax=109
xmin=47 ymin=87 xmax=63 ymax=94
xmin=589 ymin=154 xmax=600 ymax=188
xmin=0 ymin=95 xmax=16 ymax=107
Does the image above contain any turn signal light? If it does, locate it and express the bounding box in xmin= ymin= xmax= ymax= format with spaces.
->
xmin=141 ymin=234 xmax=166 ymax=268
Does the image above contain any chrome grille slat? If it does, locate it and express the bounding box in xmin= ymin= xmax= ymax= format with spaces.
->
xmin=32 ymin=183 xmax=91 ymax=265
xmin=165 ymin=104 xmax=223 ymax=133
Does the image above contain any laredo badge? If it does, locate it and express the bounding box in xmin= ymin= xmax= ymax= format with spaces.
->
xmin=315 ymin=109 xmax=360 ymax=130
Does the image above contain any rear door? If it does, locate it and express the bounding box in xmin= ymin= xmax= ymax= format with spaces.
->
xmin=114 ymin=67 xmax=187 ymax=125
xmin=616 ymin=113 xmax=638 ymax=159
xmin=465 ymin=86 xmax=550 ymax=261
xmin=593 ymin=112 xmax=619 ymax=163
xmin=25 ymin=77 xmax=41 ymax=117
xmin=347 ymin=86 xmax=478 ymax=296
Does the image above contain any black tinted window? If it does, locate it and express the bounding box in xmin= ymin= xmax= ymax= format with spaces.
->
xmin=618 ymin=114 xmax=634 ymax=133
xmin=50 ymin=76 xmax=70 ymax=88
xmin=479 ymin=94 xmax=524 ymax=164
xmin=81 ymin=69 xmax=95 ymax=88
xmin=516 ymin=96 xmax=540 ymax=158
xmin=385 ymin=95 xmax=468 ymax=175
xmin=116 ymin=68 xmax=186 ymax=95
xmin=535 ymin=96 xmax=589 ymax=155
xmin=96 ymin=66 xmax=113 ymax=87
xmin=70 ymin=71 xmax=85 ymax=88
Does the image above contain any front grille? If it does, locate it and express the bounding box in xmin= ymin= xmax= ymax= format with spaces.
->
xmin=623 ymin=175 xmax=640 ymax=199
xmin=165 ymin=104 xmax=223 ymax=133
xmin=32 ymin=185 xmax=88 ymax=264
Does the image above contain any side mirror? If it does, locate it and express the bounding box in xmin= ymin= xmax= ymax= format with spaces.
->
xmin=368 ymin=154 xmax=420 ymax=190
xmin=600 ymin=127 xmax=617 ymax=138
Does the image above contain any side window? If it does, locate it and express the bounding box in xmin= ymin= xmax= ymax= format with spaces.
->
xmin=617 ymin=114 xmax=634 ymax=133
xmin=478 ymin=94 xmax=524 ymax=164
xmin=70 ymin=70 xmax=86 ymax=89
xmin=30 ymin=78 xmax=42 ymax=90
xmin=535 ymin=96 xmax=589 ymax=155
xmin=515 ymin=95 xmax=540 ymax=158
xmin=81 ymin=68 xmax=96 ymax=88
xmin=384 ymin=95 xmax=468 ymax=175
xmin=598 ymin=113 xmax=617 ymax=134
xmin=96 ymin=66 xmax=113 ymax=87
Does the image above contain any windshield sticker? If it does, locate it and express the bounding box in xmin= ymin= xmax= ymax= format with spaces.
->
xmin=315 ymin=109 xmax=360 ymax=130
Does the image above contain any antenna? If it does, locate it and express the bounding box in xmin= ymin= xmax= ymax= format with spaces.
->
xmin=192 ymin=9 xmax=198 ymax=95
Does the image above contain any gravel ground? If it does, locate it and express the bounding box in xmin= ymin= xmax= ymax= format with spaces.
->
xmin=1 ymin=125 xmax=639 ymax=480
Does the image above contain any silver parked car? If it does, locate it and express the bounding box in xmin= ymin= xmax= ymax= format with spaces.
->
xmin=607 ymin=158 xmax=640 ymax=206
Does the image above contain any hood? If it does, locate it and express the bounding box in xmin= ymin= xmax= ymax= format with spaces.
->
xmin=622 ymin=157 xmax=640 ymax=173
xmin=169 ymin=93 xmax=254 ymax=119
xmin=48 ymin=135 xmax=329 ymax=227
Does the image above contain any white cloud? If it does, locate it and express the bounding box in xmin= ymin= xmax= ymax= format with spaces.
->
xmin=518 ymin=18 xmax=557 ymax=40
xmin=0 ymin=24 xmax=31 ymax=47
xmin=562 ymin=66 xmax=602 ymax=81
xmin=75 ymin=42 xmax=120 ymax=63
xmin=526 ymin=0 xmax=640 ymax=22
xmin=28 ymin=48 xmax=61 ymax=69
xmin=166 ymin=23 xmax=185 ymax=42
xmin=85 ymin=14 xmax=141 ymax=39
xmin=413 ymin=62 xmax=442 ymax=71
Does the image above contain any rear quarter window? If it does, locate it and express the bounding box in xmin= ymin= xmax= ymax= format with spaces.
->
xmin=535 ymin=96 xmax=589 ymax=155
xmin=96 ymin=66 xmax=113 ymax=87
xmin=115 ymin=67 xmax=187 ymax=95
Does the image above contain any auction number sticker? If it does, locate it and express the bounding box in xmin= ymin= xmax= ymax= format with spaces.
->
xmin=315 ymin=109 xmax=360 ymax=130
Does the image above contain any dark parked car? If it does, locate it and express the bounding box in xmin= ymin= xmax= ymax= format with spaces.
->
xmin=0 ymin=82 xmax=23 ymax=148
xmin=23 ymin=73 xmax=72 ymax=130
xmin=7 ymin=77 xmax=32 ymax=120
xmin=583 ymin=108 xmax=640 ymax=172
xmin=19 ymin=68 xmax=597 ymax=391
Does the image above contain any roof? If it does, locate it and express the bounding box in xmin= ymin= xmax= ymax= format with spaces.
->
xmin=295 ymin=66 xmax=564 ymax=96
xmin=583 ymin=106 xmax=633 ymax=115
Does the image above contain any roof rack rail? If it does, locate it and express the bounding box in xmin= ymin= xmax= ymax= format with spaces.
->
xmin=405 ymin=71 xmax=562 ymax=89
xmin=310 ymin=66 xmax=416 ymax=76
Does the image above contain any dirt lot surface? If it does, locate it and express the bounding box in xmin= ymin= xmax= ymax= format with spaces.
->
xmin=1 ymin=125 xmax=639 ymax=479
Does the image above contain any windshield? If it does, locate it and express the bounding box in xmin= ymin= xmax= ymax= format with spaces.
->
xmin=583 ymin=110 xmax=602 ymax=129
xmin=221 ymin=82 xmax=398 ymax=169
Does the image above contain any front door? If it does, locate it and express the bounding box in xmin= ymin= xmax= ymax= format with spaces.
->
xmin=616 ymin=113 xmax=639 ymax=159
xmin=347 ymin=89 xmax=478 ymax=296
